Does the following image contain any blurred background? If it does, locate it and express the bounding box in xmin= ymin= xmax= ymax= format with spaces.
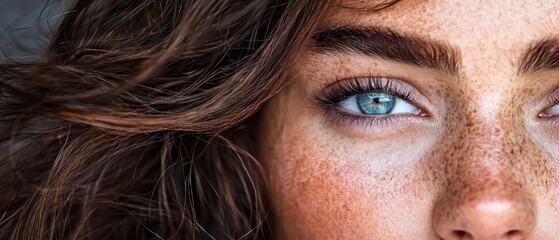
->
xmin=0 ymin=0 xmax=70 ymax=62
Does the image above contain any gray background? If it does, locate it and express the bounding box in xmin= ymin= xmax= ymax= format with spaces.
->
xmin=0 ymin=0 xmax=70 ymax=62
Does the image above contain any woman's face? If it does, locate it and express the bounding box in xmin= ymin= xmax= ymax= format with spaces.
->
xmin=259 ymin=1 xmax=559 ymax=239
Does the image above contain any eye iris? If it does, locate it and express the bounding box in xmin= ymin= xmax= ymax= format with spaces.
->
xmin=356 ymin=92 xmax=395 ymax=115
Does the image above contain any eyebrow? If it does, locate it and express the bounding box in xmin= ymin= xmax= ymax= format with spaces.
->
xmin=519 ymin=39 xmax=559 ymax=74
xmin=311 ymin=26 xmax=461 ymax=76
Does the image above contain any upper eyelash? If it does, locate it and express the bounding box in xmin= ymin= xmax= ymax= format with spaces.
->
xmin=311 ymin=77 xmax=415 ymax=108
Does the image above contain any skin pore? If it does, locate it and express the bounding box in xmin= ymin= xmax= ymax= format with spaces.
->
xmin=259 ymin=0 xmax=559 ymax=239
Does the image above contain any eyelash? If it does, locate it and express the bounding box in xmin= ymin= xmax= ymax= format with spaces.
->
xmin=311 ymin=77 xmax=423 ymax=128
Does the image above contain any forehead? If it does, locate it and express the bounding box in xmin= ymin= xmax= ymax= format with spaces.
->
xmin=328 ymin=0 xmax=559 ymax=48
xmin=326 ymin=0 xmax=559 ymax=76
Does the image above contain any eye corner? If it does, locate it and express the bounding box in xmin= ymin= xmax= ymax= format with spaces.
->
xmin=537 ymin=102 xmax=559 ymax=120
xmin=538 ymin=112 xmax=551 ymax=118
xmin=418 ymin=110 xmax=430 ymax=118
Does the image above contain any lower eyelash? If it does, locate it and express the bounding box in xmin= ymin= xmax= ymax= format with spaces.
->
xmin=319 ymin=106 xmax=414 ymax=129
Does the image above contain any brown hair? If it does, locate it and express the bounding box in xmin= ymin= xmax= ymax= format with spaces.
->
xmin=0 ymin=1 xmax=333 ymax=239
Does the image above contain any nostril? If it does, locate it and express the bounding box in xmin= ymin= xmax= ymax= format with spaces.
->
xmin=505 ymin=230 xmax=525 ymax=239
xmin=452 ymin=230 xmax=473 ymax=239
xmin=449 ymin=229 xmax=525 ymax=239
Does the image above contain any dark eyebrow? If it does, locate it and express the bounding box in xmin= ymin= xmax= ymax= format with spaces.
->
xmin=519 ymin=39 xmax=559 ymax=75
xmin=311 ymin=26 xmax=461 ymax=76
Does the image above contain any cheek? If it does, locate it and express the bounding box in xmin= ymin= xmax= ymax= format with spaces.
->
xmin=260 ymin=116 xmax=438 ymax=238
xmin=266 ymin=135 xmax=438 ymax=239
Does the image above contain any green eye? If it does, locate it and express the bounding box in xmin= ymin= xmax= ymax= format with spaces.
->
xmin=356 ymin=92 xmax=396 ymax=115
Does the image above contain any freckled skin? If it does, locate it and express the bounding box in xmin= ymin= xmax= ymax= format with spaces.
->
xmin=258 ymin=1 xmax=559 ymax=239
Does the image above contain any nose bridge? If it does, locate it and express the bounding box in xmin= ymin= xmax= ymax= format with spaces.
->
xmin=433 ymin=111 xmax=536 ymax=239
xmin=452 ymin=113 xmax=512 ymax=178
xmin=445 ymin=75 xmax=533 ymax=188
xmin=443 ymin=115 xmax=525 ymax=213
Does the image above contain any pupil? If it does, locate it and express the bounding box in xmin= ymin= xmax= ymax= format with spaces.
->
xmin=357 ymin=92 xmax=396 ymax=115
xmin=371 ymin=97 xmax=389 ymax=105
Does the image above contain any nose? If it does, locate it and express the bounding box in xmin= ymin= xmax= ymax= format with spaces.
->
xmin=433 ymin=187 xmax=536 ymax=239
xmin=431 ymin=111 xmax=539 ymax=240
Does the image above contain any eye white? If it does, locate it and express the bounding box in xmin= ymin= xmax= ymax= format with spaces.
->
xmin=339 ymin=95 xmax=420 ymax=115
xmin=541 ymin=104 xmax=559 ymax=117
